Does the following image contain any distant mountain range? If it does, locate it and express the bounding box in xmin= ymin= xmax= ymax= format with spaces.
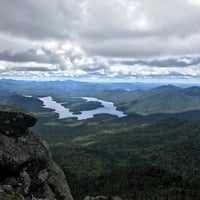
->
xmin=0 ymin=79 xmax=200 ymax=118
xmin=1 ymin=79 xmax=200 ymax=199
xmin=118 ymin=85 xmax=200 ymax=115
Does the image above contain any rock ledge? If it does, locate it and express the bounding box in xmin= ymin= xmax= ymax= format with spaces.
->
xmin=0 ymin=105 xmax=73 ymax=200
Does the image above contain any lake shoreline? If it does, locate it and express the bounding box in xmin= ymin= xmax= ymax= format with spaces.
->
xmin=38 ymin=96 xmax=126 ymax=120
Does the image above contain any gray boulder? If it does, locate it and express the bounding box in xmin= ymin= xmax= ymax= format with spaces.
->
xmin=0 ymin=105 xmax=73 ymax=200
xmin=83 ymin=196 xmax=123 ymax=200
xmin=0 ymin=105 xmax=37 ymax=136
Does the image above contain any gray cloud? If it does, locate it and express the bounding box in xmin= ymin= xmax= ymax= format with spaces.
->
xmin=11 ymin=66 xmax=54 ymax=72
xmin=110 ymin=56 xmax=200 ymax=68
xmin=0 ymin=49 xmax=61 ymax=64
xmin=1 ymin=0 xmax=200 ymax=58
xmin=77 ymin=0 xmax=200 ymax=58
xmin=0 ymin=0 xmax=200 ymax=81
xmin=0 ymin=0 xmax=83 ymax=40
xmin=74 ymin=62 xmax=108 ymax=72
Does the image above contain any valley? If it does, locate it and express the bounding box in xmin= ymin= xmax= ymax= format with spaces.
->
xmin=1 ymin=79 xmax=200 ymax=199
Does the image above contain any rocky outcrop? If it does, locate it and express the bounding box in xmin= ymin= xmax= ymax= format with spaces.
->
xmin=83 ymin=196 xmax=123 ymax=200
xmin=0 ymin=105 xmax=73 ymax=200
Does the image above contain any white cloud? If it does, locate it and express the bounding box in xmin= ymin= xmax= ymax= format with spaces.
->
xmin=0 ymin=0 xmax=200 ymax=81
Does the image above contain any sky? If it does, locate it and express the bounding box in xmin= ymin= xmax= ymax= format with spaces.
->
xmin=0 ymin=0 xmax=200 ymax=82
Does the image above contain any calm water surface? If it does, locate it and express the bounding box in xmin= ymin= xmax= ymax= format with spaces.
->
xmin=38 ymin=96 xmax=126 ymax=120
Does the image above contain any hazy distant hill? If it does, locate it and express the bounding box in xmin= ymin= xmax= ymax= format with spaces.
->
xmin=109 ymin=85 xmax=200 ymax=115
xmin=1 ymin=79 xmax=200 ymax=118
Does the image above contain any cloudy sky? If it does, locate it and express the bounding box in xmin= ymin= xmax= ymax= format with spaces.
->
xmin=0 ymin=0 xmax=200 ymax=82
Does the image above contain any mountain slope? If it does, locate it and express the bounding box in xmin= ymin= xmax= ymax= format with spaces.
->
xmin=49 ymin=118 xmax=200 ymax=199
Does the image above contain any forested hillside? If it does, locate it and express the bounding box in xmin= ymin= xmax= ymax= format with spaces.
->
xmin=1 ymin=79 xmax=200 ymax=199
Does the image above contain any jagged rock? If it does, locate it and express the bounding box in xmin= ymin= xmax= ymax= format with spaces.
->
xmin=48 ymin=161 xmax=74 ymax=200
xmin=0 ymin=130 xmax=51 ymax=175
xmin=83 ymin=196 xmax=123 ymax=200
xmin=0 ymin=105 xmax=73 ymax=200
xmin=83 ymin=196 xmax=108 ymax=200
xmin=112 ymin=197 xmax=123 ymax=200
xmin=0 ymin=105 xmax=37 ymax=136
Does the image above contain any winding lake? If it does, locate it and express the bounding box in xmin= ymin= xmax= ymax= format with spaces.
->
xmin=38 ymin=96 xmax=126 ymax=120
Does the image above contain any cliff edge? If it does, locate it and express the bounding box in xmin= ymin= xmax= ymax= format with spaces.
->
xmin=0 ymin=105 xmax=73 ymax=200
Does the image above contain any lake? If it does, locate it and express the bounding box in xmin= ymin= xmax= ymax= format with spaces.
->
xmin=38 ymin=96 xmax=126 ymax=120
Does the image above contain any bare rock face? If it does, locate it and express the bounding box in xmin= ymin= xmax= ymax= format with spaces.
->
xmin=83 ymin=196 xmax=123 ymax=200
xmin=0 ymin=105 xmax=73 ymax=200
xmin=0 ymin=105 xmax=37 ymax=136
